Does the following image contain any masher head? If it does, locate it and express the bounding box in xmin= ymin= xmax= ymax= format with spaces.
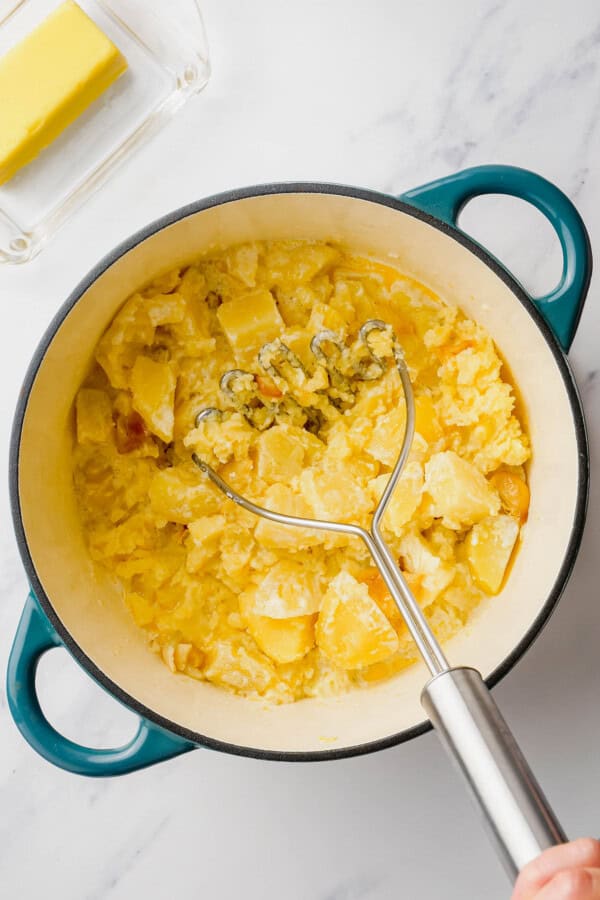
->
xmin=192 ymin=319 xmax=449 ymax=675
xmin=194 ymin=318 xmax=410 ymax=440
xmin=190 ymin=321 xmax=450 ymax=676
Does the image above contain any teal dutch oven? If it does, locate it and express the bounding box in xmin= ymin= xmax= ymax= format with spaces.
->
xmin=7 ymin=165 xmax=591 ymax=776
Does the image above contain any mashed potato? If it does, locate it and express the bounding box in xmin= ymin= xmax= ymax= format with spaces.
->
xmin=73 ymin=241 xmax=530 ymax=703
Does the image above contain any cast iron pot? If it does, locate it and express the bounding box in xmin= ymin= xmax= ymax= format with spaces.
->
xmin=7 ymin=165 xmax=591 ymax=776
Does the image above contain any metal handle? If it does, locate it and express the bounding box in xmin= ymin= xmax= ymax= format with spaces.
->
xmin=422 ymin=667 xmax=566 ymax=879
xmin=192 ymin=333 xmax=566 ymax=879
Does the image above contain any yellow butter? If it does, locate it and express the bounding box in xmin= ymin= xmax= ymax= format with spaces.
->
xmin=0 ymin=0 xmax=127 ymax=185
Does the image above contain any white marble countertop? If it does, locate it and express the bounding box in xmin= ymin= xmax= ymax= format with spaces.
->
xmin=1 ymin=0 xmax=599 ymax=897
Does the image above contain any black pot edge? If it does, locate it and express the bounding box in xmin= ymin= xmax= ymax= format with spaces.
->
xmin=8 ymin=181 xmax=591 ymax=764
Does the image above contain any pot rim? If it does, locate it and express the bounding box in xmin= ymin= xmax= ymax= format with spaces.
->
xmin=9 ymin=181 xmax=590 ymax=762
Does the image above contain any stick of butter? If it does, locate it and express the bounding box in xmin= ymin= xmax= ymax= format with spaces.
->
xmin=0 ymin=0 xmax=127 ymax=186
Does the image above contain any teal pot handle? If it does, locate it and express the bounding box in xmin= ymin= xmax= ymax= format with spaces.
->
xmin=400 ymin=165 xmax=592 ymax=351
xmin=7 ymin=593 xmax=195 ymax=776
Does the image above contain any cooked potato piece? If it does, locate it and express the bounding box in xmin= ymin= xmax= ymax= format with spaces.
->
xmin=226 ymin=243 xmax=259 ymax=287
xmin=115 ymin=549 xmax=183 ymax=586
xmin=188 ymin=514 xmax=227 ymax=543
xmin=203 ymin=638 xmax=276 ymax=694
xmin=242 ymin=609 xmax=316 ymax=664
xmin=256 ymin=425 xmax=305 ymax=483
xmin=398 ymin=531 xmax=455 ymax=604
xmin=242 ymin=560 xmax=321 ymax=618
xmin=186 ymin=515 xmax=227 ymax=572
xmin=216 ymin=288 xmax=284 ymax=366
xmin=316 ymin=571 xmax=399 ymax=669
xmin=142 ymin=268 xmax=182 ymax=296
xmin=145 ymin=291 xmax=187 ymax=326
xmin=130 ymin=356 xmax=176 ymax=442
xmin=359 ymin=654 xmax=412 ymax=684
xmin=160 ymin=642 xmax=201 ymax=673
xmin=356 ymin=569 xmax=405 ymax=633
xmin=264 ymin=242 xmax=340 ymax=284
xmin=370 ymin=462 xmax=424 ymax=535
xmin=255 ymin=483 xmax=320 ymax=550
xmin=465 ymin=515 xmax=519 ymax=593
xmin=96 ymin=294 xmax=155 ymax=389
xmin=76 ymin=389 xmax=113 ymax=444
xmin=425 ymin=451 xmax=500 ymax=528
xmin=218 ymin=526 xmax=255 ymax=579
xmin=185 ymin=412 xmax=256 ymax=466
xmin=414 ymin=394 xmax=442 ymax=442
xmin=126 ymin=591 xmax=156 ymax=628
xmin=365 ymin=406 xmax=407 ymax=465
xmin=300 ymin=467 xmax=372 ymax=522
xmin=149 ymin=467 xmax=220 ymax=523
xmin=168 ymin=290 xmax=213 ymax=357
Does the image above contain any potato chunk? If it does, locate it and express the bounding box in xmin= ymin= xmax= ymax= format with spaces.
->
xmin=186 ymin=515 xmax=227 ymax=572
xmin=184 ymin=411 xmax=256 ymax=466
xmin=130 ymin=356 xmax=176 ymax=442
xmin=96 ymin=294 xmax=155 ymax=389
xmin=398 ymin=530 xmax=454 ymax=604
xmin=414 ymin=394 xmax=442 ymax=442
xmin=126 ymin=591 xmax=156 ymax=628
xmin=255 ymin=484 xmax=320 ymax=550
xmin=465 ymin=515 xmax=519 ymax=594
xmin=256 ymin=425 xmax=305 ymax=483
xmin=149 ymin=467 xmax=220 ymax=523
xmin=365 ymin=406 xmax=407 ymax=466
xmin=264 ymin=242 xmax=340 ymax=284
xmin=424 ymin=451 xmax=500 ymax=528
xmin=299 ymin=467 xmax=372 ymax=523
xmin=243 ymin=610 xmax=316 ymax=664
xmin=370 ymin=461 xmax=424 ymax=536
xmin=145 ymin=291 xmax=187 ymax=326
xmin=242 ymin=560 xmax=321 ymax=618
xmin=203 ymin=638 xmax=276 ymax=694
xmin=75 ymin=388 xmax=113 ymax=444
xmin=316 ymin=571 xmax=399 ymax=669
xmin=226 ymin=243 xmax=259 ymax=287
xmin=216 ymin=288 xmax=284 ymax=366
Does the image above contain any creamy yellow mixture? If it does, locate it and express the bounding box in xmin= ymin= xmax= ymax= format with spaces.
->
xmin=73 ymin=241 xmax=530 ymax=703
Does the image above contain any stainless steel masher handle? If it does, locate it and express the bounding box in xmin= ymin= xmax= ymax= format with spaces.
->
xmin=195 ymin=455 xmax=567 ymax=880
xmin=365 ymin=534 xmax=567 ymax=880
xmin=365 ymin=337 xmax=568 ymax=878
xmin=192 ymin=319 xmax=566 ymax=880
xmin=422 ymin=666 xmax=566 ymax=879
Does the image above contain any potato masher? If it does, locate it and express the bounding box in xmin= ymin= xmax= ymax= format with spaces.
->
xmin=192 ymin=319 xmax=566 ymax=880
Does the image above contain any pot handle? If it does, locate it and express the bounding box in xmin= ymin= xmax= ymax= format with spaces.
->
xmin=6 ymin=593 xmax=195 ymax=776
xmin=400 ymin=165 xmax=592 ymax=351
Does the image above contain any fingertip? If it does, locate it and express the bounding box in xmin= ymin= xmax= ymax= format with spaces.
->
xmin=544 ymin=867 xmax=592 ymax=898
xmin=570 ymin=838 xmax=600 ymax=868
xmin=512 ymin=840 xmax=600 ymax=899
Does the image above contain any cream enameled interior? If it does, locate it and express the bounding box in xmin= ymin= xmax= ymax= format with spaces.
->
xmin=17 ymin=192 xmax=581 ymax=753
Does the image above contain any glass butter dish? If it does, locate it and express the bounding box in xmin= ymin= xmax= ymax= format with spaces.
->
xmin=0 ymin=0 xmax=210 ymax=264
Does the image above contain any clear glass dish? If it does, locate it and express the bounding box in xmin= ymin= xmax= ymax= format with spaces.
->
xmin=0 ymin=0 xmax=210 ymax=264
